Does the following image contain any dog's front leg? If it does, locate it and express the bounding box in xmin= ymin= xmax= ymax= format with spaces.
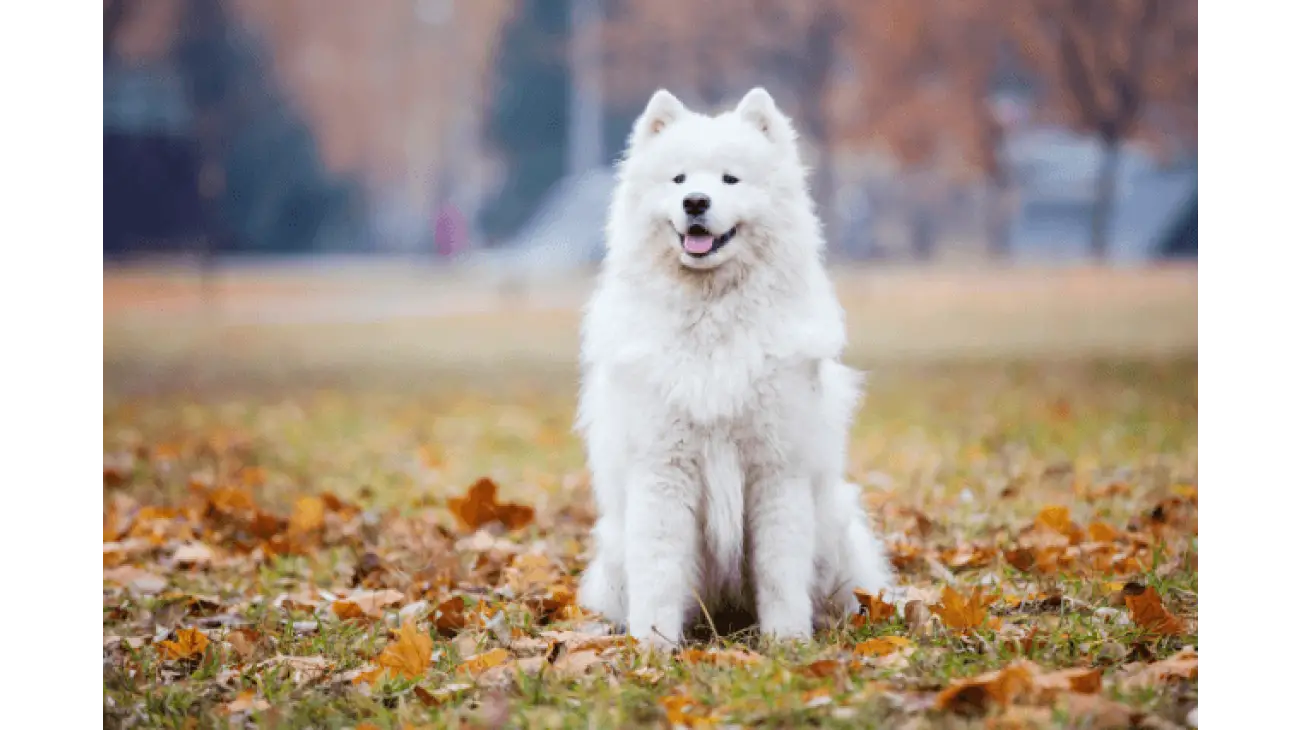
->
xmin=624 ymin=464 xmax=699 ymax=649
xmin=749 ymin=473 xmax=816 ymax=640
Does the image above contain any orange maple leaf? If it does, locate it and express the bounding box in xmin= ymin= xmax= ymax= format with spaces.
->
xmin=1086 ymin=521 xmax=1120 ymax=543
xmin=331 ymin=601 xmax=367 ymax=621
xmin=373 ymin=620 xmax=434 ymax=680
xmin=932 ymin=585 xmax=1000 ymax=632
xmin=678 ymin=647 xmax=764 ymax=666
xmin=1035 ymin=506 xmax=1084 ymax=543
xmin=852 ymin=588 xmax=897 ymax=623
xmin=853 ymin=636 xmax=912 ymax=657
xmin=157 ymin=627 xmax=211 ymax=661
xmin=447 ymin=478 xmax=535 ymax=531
xmin=457 ymin=647 xmax=510 ymax=677
xmin=289 ymin=496 xmax=326 ymax=535
xmin=1122 ymin=583 xmax=1186 ymax=635
xmin=935 ymin=661 xmax=1037 ymax=715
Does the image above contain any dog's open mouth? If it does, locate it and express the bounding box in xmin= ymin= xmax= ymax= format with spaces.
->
xmin=679 ymin=223 xmax=739 ymax=258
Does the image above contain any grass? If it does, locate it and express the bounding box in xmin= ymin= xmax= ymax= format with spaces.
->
xmin=103 ymin=266 xmax=1197 ymax=729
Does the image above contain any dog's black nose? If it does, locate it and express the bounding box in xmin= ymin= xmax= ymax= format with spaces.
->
xmin=682 ymin=193 xmax=711 ymax=217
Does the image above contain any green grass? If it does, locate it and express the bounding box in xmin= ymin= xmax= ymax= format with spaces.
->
xmin=104 ymin=355 xmax=1196 ymax=729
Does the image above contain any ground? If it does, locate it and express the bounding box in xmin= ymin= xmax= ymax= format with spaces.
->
xmin=103 ymin=265 xmax=1197 ymax=729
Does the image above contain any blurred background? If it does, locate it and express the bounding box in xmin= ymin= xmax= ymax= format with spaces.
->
xmin=103 ymin=0 xmax=1196 ymax=381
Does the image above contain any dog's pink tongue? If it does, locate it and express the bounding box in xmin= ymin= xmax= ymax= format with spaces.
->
xmin=682 ymin=234 xmax=715 ymax=254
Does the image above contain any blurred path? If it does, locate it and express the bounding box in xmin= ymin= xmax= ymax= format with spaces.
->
xmin=105 ymin=262 xmax=1197 ymax=366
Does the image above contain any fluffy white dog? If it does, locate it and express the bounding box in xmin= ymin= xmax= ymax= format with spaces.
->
xmin=576 ymin=87 xmax=894 ymax=647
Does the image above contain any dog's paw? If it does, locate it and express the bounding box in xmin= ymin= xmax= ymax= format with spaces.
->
xmin=759 ymin=621 xmax=813 ymax=643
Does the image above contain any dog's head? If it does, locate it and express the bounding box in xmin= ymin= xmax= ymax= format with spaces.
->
xmin=608 ymin=88 xmax=818 ymax=275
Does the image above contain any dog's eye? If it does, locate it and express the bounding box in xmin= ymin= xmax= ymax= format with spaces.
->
xmin=722 ymin=174 xmax=740 ymax=185
xmin=672 ymin=174 xmax=686 ymax=184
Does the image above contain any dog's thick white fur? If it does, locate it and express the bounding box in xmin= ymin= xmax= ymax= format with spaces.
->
xmin=576 ymin=88 xmax=894 ymax=647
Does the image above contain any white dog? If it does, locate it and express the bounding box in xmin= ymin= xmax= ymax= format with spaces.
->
xmin=576 ymin=88 xmax=894 ymax=647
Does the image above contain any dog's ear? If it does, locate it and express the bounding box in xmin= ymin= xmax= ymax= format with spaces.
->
xmin=630 ymin=89 xmax=687 ymax=147
xmin=735 ymin=87 xmax=796 ymax=146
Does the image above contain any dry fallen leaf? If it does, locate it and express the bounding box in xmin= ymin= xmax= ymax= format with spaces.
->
xmin=374 ymin=620 xmax=434 ymax=680
xmin=256 ymin=655 xmax=333 ymax=684
xmin=156 ymin=628 xmax=211 ymax=661
xmin=413 ymin=683 xmax=473 ymax=707
xmin=934 ymin=661 xmax=1037 ymax=715
xmin=797 ymin=658 xmax=844 ymax=678
xmin=853 ymin=589 xmax=897 ymax=623
xmin=935 ymin=660 xmax=1107 ymax=717
xmin=1120 ymin=646 xmax=1197 ymax=690
xmin=222 ymin=690 xmax=270 ymax=715
xmin=289 ymin=496 xmax=327 ymax=534
xmin=104 ymin=565 xmax=167 ymax=595
xmin=458 ymin=647 xmax=511 ymax=678
xmin=1122 ymin=583 xmax=1186 ymax=635
xmin=172 ymin=542 xmax=215 ymax=568
xmin=331 ymin=601 xmax=368 ymax=621
xmin=660 ymin=693 xmax=714 ymax=727
xmin=932 ymin=585 xmax=1000 ymax=633
xmin=225 ymin=628 xmax=261 ymax=661
xmin=447 ymin=478 xmax=535 ymax=531
xmin=678 ymin=646 xmax=764 ymax=667
xmin=1087 ymin=522 xmax=1120 ymax=543
xmin=853 ymin=636 xmax=912 ymax=658
xmin=1036 ymin=666 xmax=1103 ymax=695
xmin=345 ymin=589 xmax=405 ymax=618
xmin=904 ymin=599 xmax=932 ymax=637
xmin=1035 ymin=506 xmax=1084 ymax=543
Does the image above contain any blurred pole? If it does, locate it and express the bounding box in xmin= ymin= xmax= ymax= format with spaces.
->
xmin=567 ymin=0 xmax=603 ymax=176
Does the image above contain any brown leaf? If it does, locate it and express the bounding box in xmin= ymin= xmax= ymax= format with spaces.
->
xmin=797 ymin=658 xmax=844 ymax=678
xmin=172 ymin=542 xmax=215 ymax=568
xmin=1087 ymin=522 xmax=1120 ymax=543
xmin=1004 ymin=547 xmax=1037 ymax=573
xmin=852 ymin=589 xmax=897 ymax=623
xmin=289 ymin=496 xmax=326 ymax=534
xmin=939 ymin=545 xmax=997 ymax=570
xmin=374 ymin=620 xmax=434 ymax=680
xmin=256 ymin=655 xmax=333 ymax=684
xmin=1122 ymin=583 xmax=1186 ymax=635
xmin=853 ymin=636 xmax=912 ymax=657
xmin=932 ymin=585 xmax=1000 ymax=633
xmin=1037 ymin=666 xmax=1103 ymax=695
xmin=458 ymin=647 xmax=510 ymax=677
xmin=1120 ymin=646 xmax=1197 ymax=690
xmin=156 ymin=628 xmax=211 ymax=661
xmin=413 ymin=683 xmax=472 ymax=706
xmin=548 ymin=647 xmax=607 ymax=679
xmin=432 ymin=595 xmax=471 ymax=637
xmin=104 ymin=565 xmax=167 ymax=595
xmin=346 ymin=589 xmax=405 ymax=618
xmin=934 ymin=661 xmax=1037 ymax=715
xmin=660 ymin=694 xmax=713 ymax=727
xmin=904 ymin=599 xmax=932 ymax=636
xmin=331 ymin=601 xmax=368 ymax=621
xmin=1035 ymin=506 xmax=1084 ymax=543
xmin=222 ymin=690 xmax=270 ymax=715
xmin=678 ymin=646 xmax=764 ymax=667
xmin=225 ymin=628 xmax=261 ymax=661
xmin=447 ymin=478 xmax=535 ymax=531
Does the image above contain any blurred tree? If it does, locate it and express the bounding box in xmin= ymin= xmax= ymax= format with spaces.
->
xmin=838 ymin=0 xmax=1018 ymax=261
xmin=229 ymin=0 xmax=514 ymax=251
xmin=479 ymin=0 xmax=571 ymax=245
xmin=176 ymin=0 xmax=359 ymax=254
xmin=1010 ymin=0 xmax=1197 ymax=260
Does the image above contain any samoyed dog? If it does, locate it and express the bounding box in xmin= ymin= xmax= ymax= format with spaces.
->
xmin=576 ymin=88 xmax=894 ymax=647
